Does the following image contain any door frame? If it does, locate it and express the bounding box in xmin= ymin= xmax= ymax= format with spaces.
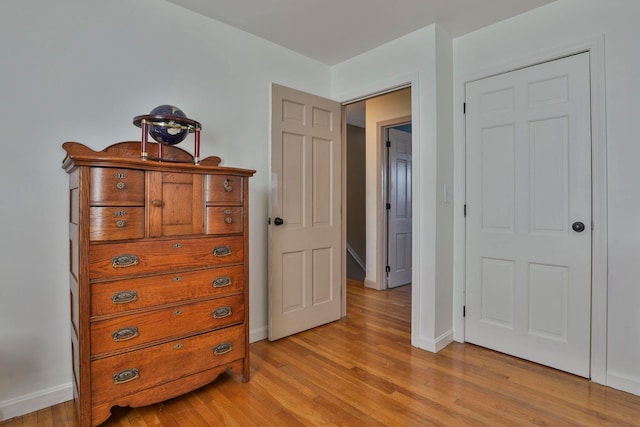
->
xmin=453 ymin=35 xmax=608 ymax=383
xmin=381 ymin=118 xmax=412 ymax=289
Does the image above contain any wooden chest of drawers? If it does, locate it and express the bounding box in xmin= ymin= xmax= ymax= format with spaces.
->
xmin=62 ymin=141 xmax=254 ymax=426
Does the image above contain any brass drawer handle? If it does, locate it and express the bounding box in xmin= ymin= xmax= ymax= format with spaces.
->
xmin=212 ymin=246 xmax=232 ymax=257
xmin=223 ymin=179 xmax=233 ymax=192
xmin=116 ymin=220 xmax=126 ymax=228
xmin=112 ymin=254 xmax=139 ymax=268
xmin=174 ymin=343 xmax=184 ymax=350
xmin=116 ymin=181 xmax=126 ymax=190
xmin=224 ymin=209 xmax=233 ymax=215
xmin=113 ymin=368 xmax=139 ymax=385
xmin=212 ymin=276 xmax=232 ymax=288
xmin=111 ymin=290 xmax=138 ymax=304
xmin=225 ymin=217 xmax=233 ymax=224
xmin=112 ymin=326 xmax=139 ymax=342
xmin=213 ymin=342 xmax=233 ymax=356
xmin=212 ymin=306 xmax=232 ymax=319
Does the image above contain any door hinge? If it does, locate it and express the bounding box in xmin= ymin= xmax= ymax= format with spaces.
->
xmin=463 ymin=102 xmax=466 ymax=114
xmin=463 ymin=306 xmax=466 ymax=317
xmin=386 ymin=140 xmax=391 ymax=148
xmin=386 ymin=203 xmax=391 ymax=210
xmin=386 ymin=265 xmax=391 ymax=273
xmin=464 ymin=204 xmax=467 ymax=217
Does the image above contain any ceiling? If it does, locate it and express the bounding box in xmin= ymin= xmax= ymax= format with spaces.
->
xmin=165 ymin=0 xmax=556 ymax=65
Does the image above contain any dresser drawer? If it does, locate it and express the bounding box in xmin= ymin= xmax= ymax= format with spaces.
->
xmin=91 ymin=265 xmax=244 ymax=316
xmin=205 ymin=175 xmax=243 ymax=204
xmin=205 ymin=207 xmax=243 ymax=234
xmin=89 ymin=236 xmax=244 ymax=279
xmin=90 ymin=207 xmax=145 ymax=241
xmin=91 ymin=294 xmax=244 ymax=356
xmin=90 ymin=168 xmax=145 ymax=205
xmin=91 ymin=324 xmax=245 ymax=407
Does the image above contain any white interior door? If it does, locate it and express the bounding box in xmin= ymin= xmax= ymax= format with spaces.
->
xmin=465 ymin=52 xmax=592 ymax=377
xmin=387 ymin=127 xmax=412 ymax=288
xmin=269 ymin=83 xmax=342 ymax=341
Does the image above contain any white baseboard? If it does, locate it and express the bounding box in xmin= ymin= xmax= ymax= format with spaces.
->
xmin=412 ymin=330 xmax=454 ymax=353
xmin=364 ymin=278 xmax=381 ymax=290
xmin=0 ymin=382 xmax=73 ymax=422
xmin=606 ymin=372 xmax=640 ymax=397
xmin=250 ymin=326 xmax=268 ymax=343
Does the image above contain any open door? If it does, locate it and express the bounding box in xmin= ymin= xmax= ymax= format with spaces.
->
xmin=269 ymin=83 xmax=342 ymax=341
xmin=386 ymin=126 xmax=412 ymax=288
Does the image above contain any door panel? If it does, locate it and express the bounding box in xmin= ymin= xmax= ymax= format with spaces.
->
xmin=465 ymin=52 xmax=592 ymax=377
xmin=270 ymin=84 xmax=342 ymax=341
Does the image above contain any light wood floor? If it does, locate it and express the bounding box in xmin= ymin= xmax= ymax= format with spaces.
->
xmin=4 ymin=279 xmax=640 ymax=426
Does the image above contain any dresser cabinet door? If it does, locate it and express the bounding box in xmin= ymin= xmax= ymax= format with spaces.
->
xmin=148 ymin=172 xmax=204 ymax=237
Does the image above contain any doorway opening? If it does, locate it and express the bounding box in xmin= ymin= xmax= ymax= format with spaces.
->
xmin=344 ymin=87 xmax=412 ymax=310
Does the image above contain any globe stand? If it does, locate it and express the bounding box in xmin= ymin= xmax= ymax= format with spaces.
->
xmin=133 ymin=115 xmax=202 ymax=165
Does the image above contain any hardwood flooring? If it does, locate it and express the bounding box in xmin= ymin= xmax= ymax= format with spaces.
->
xmin=3 ymin=279 xmax=640 ymax=426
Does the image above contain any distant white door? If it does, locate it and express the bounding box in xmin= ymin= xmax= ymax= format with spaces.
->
xmin=465 ymin=53 xmax=592 ymax=377
xmin=387 ymin=127 xmax=412 ymax=288
xmin=269 ymin=84 xmax=342 ymax=341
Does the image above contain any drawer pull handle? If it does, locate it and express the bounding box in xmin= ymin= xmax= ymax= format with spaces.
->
xmin=223 ymin=179 xmax=233 ymax=192
xmin=113 ymin=368 xmax=139 ymax=385
xmin=114 ymin=172 xmax=127 ymax=179
xmin=212 ymin=276 xmax=232 ymax=288
xmin=174 ymin=309 xmax=183 ymax=315
xmin=225 ymin=217 xmax=233 ymax=224
xmin=173 ymin=343 xmax=184 ymax=350
xmin=213 ymin=246 xmax=232 ymax=257
xmin=224 ymin=209 xmax=233 ymax=215
xmin=114 ymin=210 xmax=127 ymax=217
xmin=116 ymin=181 xmax=126 ymax=190
xmin=111 ymin=290 xmax=138 ymax=304
xmin=213 ymin=342 xmax=233 ymax=355
xmin=212 ymin=306 xmax=232 ymax=319
xmin=116 ymin=220 xmax=126 ymax=228
xmin=112 ymin=327 xmax=139 ymax=342
xmin=112 ymin=254 xmax=139 ymax=268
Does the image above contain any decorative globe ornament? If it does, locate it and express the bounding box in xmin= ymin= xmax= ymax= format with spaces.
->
xmin=133 ymin=106 xmax=202 ymax=164
xmin=147 ymin=104 xmax=189 ymax=145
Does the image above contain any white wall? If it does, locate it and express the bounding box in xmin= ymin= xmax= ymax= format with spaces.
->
xmin=453 ymin=0 xmax=640 ymax=396
xmin=0 ymin=0 xmax=331 ymax=419
xmin=332 ymin=25 xmax=455 ymax=353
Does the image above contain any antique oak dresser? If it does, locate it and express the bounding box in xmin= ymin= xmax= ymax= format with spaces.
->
xmin=62 ymin=141 xmax=254 ymax=426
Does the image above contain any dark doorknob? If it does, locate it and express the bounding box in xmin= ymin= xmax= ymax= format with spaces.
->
xmin=572 ymin=221 xmax=585 ymax=233
xmin=274 ymin=217 xmax=284 ymax=226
